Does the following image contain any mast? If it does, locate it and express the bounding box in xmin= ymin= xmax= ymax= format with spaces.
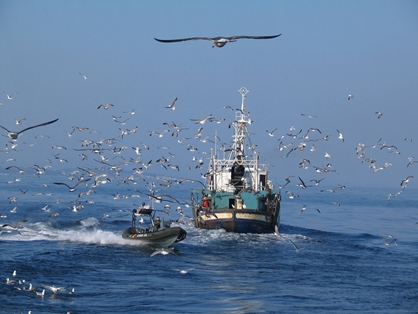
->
xmin=233 ymin=87 xmax=251 ymax=163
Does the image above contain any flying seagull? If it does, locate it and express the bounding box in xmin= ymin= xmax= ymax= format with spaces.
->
xmin=4 ymin=92 xmax=18 ymax=100
xmin=165 ymin=97 xmax=177 ymax=110
xmin=154 ymin=34 xmax=281 ymax=48
xmin=1 ymin=219 xmax=27 ymax=234
xmin=0 ymin=118 xmax=59 ymax=140
xmin=53 ymin=178 xmax=91 ymax=192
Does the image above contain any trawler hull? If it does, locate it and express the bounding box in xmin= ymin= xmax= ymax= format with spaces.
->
xmin=194 ymin=208 xmax=280 ymax=233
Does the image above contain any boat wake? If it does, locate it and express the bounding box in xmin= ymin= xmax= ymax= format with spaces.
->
xmin=0 ymin=217 xmax=148 ymax=246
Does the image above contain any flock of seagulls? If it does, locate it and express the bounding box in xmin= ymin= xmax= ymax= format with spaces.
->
xmin=1 ymin=86 xmax=413 ymax=257
xmin=3 ymin=269 xmax=74 ymax=298
xmin=1 ymin=33 xmax=415 ymax=262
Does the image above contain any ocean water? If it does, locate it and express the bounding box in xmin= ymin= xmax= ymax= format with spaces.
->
xmin=1 ymin=174 xmax=417 ymax=314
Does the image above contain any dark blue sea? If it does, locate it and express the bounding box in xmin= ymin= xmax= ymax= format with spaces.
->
xmin=1 ymin=173 xmax=417 ymax=314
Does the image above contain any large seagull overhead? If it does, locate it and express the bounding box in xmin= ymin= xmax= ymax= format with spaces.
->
xmin=154 ymin=34 xmax=281 ymax=48
xmin=0 ymin=118 xmax=59 ymax=139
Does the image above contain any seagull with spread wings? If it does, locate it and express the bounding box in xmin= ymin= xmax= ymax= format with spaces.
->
xmin=1 ymin=219 xmax=27 ymax=235
xmin=0 ymin=118 xmax=59 ymax=140
xmin=165 ymin=97 xmax=177 ymax=110
xmin=53 ymin=178 xmax=91 ymax=192
xmin=155 ymin=34 xmax=281 ymax=48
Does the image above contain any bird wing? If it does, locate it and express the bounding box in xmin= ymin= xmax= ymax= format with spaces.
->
xmin=74 ymin=178 xmax=91 ymax=188
xmin=154 ymin=37 xmax=213 ymax=43
xmin=298 ymin=176 xmax=306 ymax=187
xmin=53 ymin=182 xmax=71 ymax=189
xmin=227 ymin=34 xmax=282 ymax=40
xmin=0 ymin=125 xmax=11 ymax=133
xmin=15 ymin=219 xmax=28 ymax=227
xmin=167 ymin=97 xmax=177 ymax=108
xmin=17 ymin=118 xmax=59 ymax=135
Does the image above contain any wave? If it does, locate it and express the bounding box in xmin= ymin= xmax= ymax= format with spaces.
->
xmin=1 ymin=218 xmax=147 ymax=247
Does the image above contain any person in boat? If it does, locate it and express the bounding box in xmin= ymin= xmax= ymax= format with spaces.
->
xmin=202 ymin=194 xmax=210 ymax=208
xmin=155 ymin=216 xmax=161 ymax=230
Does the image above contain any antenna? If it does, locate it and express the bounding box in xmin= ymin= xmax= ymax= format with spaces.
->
xmin=238 ymin=87 xmax=249 ymax=113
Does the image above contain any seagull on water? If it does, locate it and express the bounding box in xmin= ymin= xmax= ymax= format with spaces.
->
xmin=154 ymin=34 xmax=281 ymax=48
xmin=43 ymin=284 xmax=68 ymax=294
xmin=0 ymin=118 xmax=59 ymax=140
xmin=174 ymin=268 xmax=195 ymax=274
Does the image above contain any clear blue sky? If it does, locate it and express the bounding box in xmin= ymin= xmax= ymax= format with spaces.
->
xmin=1 ymin=1 xmax=417 ymax=191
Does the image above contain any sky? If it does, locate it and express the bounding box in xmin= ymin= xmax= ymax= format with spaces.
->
xmin=1 ymin=0 xmax=418 ymax=193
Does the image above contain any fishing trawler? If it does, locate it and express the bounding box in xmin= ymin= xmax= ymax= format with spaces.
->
xmin=191 ymin=87 xmax=281 ymax=233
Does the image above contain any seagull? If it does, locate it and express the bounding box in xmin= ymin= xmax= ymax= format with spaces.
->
xmin=165 ymin=97 xmax=177 ymax=110
xmin=190 ymin=114 xmax=215 ymax=124
xmin=300 ymin=113 xmax=317 ymax=119
xmin=300 ymin=205 xmax=307 ymax=213
xmin=79 ymin=72 xmax=90 ymax=79
xmin=380 ymin=234 xmax=398 ymax=246
xmin=375 ymin=111 xmax=383 ymax=119
xmin=15 ymin=118 xmax=26 ymax=125
xmin=35 ymin=289 xmax=45 ymax=297
xmin=285 ymin=190 xmax=299 ymax=199
xmin=174 ymin=268 xmax=195 ymax=274
xmin=4 ymin=92 xmax=18 ymax=100
xmin=43 ymin=284 xmax=68 ymax=294
xmin=266 ymin=128 xmax=277 ymax=137
xmin=348 ymin=94 xmax=354 ymax=100
xmin=289 ymin=239 xmax=303 ymax=251
xmin=53 ymin=178 xmax=91 ymax=192
xmin=1 ymin=219 xmax=27 ymax=234
xmin=296 ymin=176 xmax=309 ymax=189
xmin=0 ymin=118 xmax=59 ymax=140
xmin=337 ymin=130 xmax=344 ymax=142
xmin=150 ymin=248 xmax=177 ymax=257
xmin=97 ymin=103 xmax=114 ymax=110
xmin=310 ymin=178 xmax=325 ymax=186
xmin=154 ymin=34 xmax=281 ymax=48
xmin=407 ymin=157 xmax=418 ymax=167
xmin=400 ymin=176 xmax=413 ymax=189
